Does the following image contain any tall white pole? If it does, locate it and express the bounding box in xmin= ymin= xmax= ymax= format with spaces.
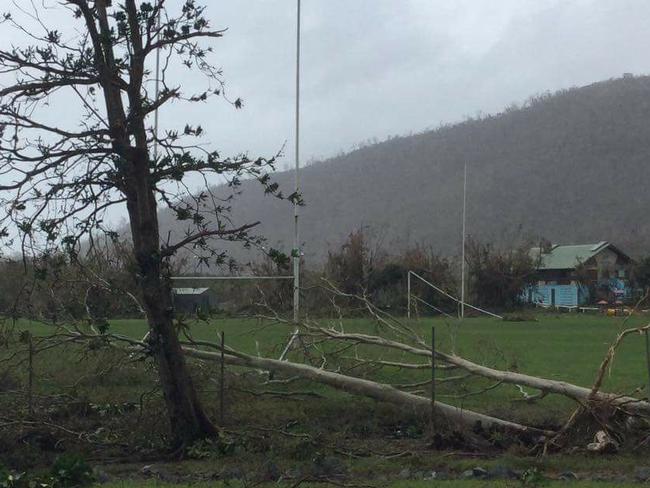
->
xmin=460 ymin=162 xmax=467 ymax=319
xmin=292 ymin=0 xmax=302 ymax=323
xmin=153 ymin=6 xmax=161 ymax=161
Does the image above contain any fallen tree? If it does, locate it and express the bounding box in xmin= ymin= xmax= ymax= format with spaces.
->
xmin=183 ymin=345 xmax=553 ymax=437
xmin=42 ymin=309 xmax=650 ymax=449
xmin=295 ymin=326 xmax=650 ymax=417
xmin=15 ymin=280 xmax=650 ymax=451
xmin=275 ymin=283 xmax=650 ymax=419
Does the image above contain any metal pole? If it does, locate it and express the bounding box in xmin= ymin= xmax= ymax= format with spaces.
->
xmin=278 ymin=328 xmax=300 ymax=361
xmin=292 ymin=0 xmax=302 ymax=324
xmin=407 ymin=271 xmax=411 ymax=319
xmin=153 ymin=5 xmax=161 ymax=161
xmin=646 ymin=330 xmax=650 ymax=400
xmin=430 ymin=326 xmax=435 ymax=433
xmin=460 ymin=162 xmax=467 ymax=319
xmin=220 ymin=331 xmax=225 ymax=425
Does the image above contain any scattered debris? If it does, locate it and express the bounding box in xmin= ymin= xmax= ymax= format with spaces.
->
xmin=462 ymin=467 xmax=488 ymax=479
xmin=559 ymin=471 xmax=579 ymax=481
xmin=586 ymin=430 xmax=619 ymax=454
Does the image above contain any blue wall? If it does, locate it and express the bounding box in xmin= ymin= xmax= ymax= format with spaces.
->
xmin=525 ymin=284 xmax=588 ymax=307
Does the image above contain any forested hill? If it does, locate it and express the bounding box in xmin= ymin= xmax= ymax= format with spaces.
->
xmin=160 ymin=75 xmax=650 ymax=265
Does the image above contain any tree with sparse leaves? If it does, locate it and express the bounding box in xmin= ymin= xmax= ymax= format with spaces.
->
xmin=465 ymin=237 xmax=538 ymax=311
xmin=0 ymin=0 xmax=297 ymax=449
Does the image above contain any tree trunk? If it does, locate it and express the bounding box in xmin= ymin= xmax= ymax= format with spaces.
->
xmin=125 ymin=164 xmax=217 ymax=449
xmin=145 ymin=288 xmax=218 ymax=448
xmin=61 ymin=0 xmax=218 ymax=449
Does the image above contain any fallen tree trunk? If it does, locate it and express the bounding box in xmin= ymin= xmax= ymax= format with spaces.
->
xmin=312 ymin=329 xmax=650 ymax=416
xmin=182 ymin=345 xmax=553 ymax=437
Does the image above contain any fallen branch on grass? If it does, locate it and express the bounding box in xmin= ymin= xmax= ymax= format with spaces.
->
xmin=260 ymin=318 xmax=650 ymax=417
xmin=255 ymin=285 xmax=650 ymax=419
xmin=49 ymin=328 xmax=552 ymax=436
xmin=182 ymin=345 xmax=552 ymax=437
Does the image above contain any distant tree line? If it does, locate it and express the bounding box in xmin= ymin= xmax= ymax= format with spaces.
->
xmin=3 ymin=229 xmax=650 ymax=322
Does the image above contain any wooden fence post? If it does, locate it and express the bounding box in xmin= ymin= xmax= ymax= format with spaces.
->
xmin=27 ymin=334 xmax=34 ymax=417
xmin=220 ymin=330 xmax=225 ymax=425
xmin=430 ymin=326 xmax=435 ymax=434
xmin=645 ymin=330 xmax=650 ymax=400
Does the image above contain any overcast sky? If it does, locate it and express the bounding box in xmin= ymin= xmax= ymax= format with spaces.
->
xmin=2 ymin=0 xmax=650 ymax=235
xmin=3 ymin=0 xmax=650 ymax=167
xmin=197 ymin=0 xmax=650 ymax=169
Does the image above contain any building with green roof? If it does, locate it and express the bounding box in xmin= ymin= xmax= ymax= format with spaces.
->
xmin=525 ymin=241 xmax=633 ymax=307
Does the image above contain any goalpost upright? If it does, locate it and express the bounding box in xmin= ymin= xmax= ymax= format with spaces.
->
xmin=169 ymin=2 xmax=304 ymax=322
xmin=292 ymin=0 xmax=302 ymax=324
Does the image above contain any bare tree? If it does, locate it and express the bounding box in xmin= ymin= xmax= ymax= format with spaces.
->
xmin=0 ymin=0 xmax=293 ymax=448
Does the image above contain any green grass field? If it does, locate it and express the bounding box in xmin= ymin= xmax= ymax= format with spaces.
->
xmin=10 ymin=311 xmax=650 ymax=422
xmin=99 ymin=482 xmax=648 ymax=488
xmin=3 ymin=311 xmax=650 ymax=484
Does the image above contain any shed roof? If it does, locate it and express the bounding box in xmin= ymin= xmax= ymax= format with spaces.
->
xmin=173 ymin=287 xmax=210 ymax=295
xmin=530 ymin=241 xmax=630 ymax=270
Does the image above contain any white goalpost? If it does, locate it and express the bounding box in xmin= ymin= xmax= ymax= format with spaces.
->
xmin=167 ymin=2 xmax=304 ymax=364
xmin=167 ymin=1 xmax=303 ymax=323
xmin=171 ymin=276 xmax=294 ymax=282
xmin=406 ymin=270 xmax=502 ymax=320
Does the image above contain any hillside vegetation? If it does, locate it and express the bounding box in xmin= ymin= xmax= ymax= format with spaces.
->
xmin=161 ymin=75 xmax=650 ymax=266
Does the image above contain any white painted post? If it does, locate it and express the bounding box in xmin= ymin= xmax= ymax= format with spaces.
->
xmin=292 ymin=0 xmax=302 ymax=324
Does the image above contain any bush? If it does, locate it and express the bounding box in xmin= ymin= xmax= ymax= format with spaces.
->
xmin=466 ymin=238 xmax=538 ymax=311
xmin=50 ymin=455 xmax=94 ymax=488
xmin=0 ymin=469 xmax=28 ymax=488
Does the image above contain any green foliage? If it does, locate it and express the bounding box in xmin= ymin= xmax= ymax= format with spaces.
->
xmin=323 ymin=229 xmax=457 ymax=314
xmin=186 ymin=435 xmax=237 ymax=460
xmin=633 ymin=256 xmax=650 ymax=290
xmin=0 ymin=469 xmax=28 ymax=488
xmin=325 ymin=229 xmax=368 ymax=295
xmin=0 ymin=238 xmax=142 ymax=323
xmin=49 ymin=454 xmax=94 ymax=488
xmin=520 ymin=467 xmax=548 ymax=487
xmin=89 ymin=402 xmax=136 ymax=417
xmin=466 ymin=238 xmax=537 ymax=311
xmin=0 ymin=455 xmax=94 ymax=488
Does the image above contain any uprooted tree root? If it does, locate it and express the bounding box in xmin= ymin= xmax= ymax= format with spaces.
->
xmin=542 ymin=404 xmax=650 ymax=456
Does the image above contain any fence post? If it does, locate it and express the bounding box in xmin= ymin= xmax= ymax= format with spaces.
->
xmin=430 ymin=326 xmax=435 ymax=434
xmin=407 ymin=271 xmax=411 ymax=319
xmin=645 ymin=330 xmax=650 ymax=401
xmin=220 ymin=330 xmax=225 ymax=426
xmin=27 ymin=333 xmax=34 ymax=417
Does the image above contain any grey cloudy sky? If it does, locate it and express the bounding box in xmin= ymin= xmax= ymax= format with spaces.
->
xmin=2 ymin=0 xmax=650 ymax=193
xmin=188 ymin=0 xmax=650 ymax=170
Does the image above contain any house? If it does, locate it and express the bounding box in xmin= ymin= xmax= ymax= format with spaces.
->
xmin=172 ymin=287 xmax=216 ymax=315
xmin=525 ymin=241 xmax=633 ymax=307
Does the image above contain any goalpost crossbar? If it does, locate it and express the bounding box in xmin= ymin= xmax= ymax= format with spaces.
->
xmin=171 ymin=276 xmax=293 ymax=281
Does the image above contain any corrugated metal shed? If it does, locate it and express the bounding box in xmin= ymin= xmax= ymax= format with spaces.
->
xmin=172 ymin=287 xmax=215 ymax=315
